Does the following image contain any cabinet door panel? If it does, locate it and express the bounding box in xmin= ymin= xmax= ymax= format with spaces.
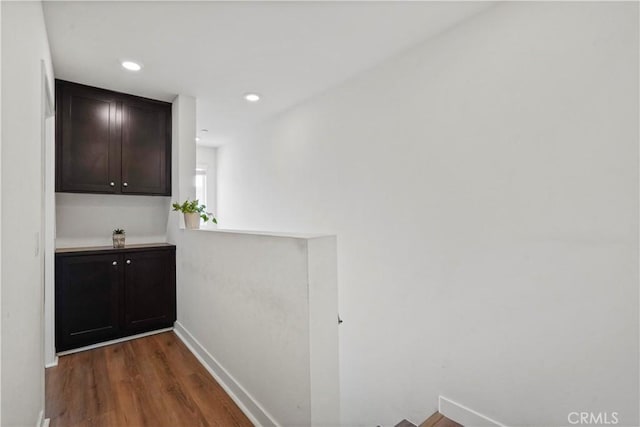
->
xmin=123 ymin=250 xmax=175 ymax=332
xmin=121 ymin=101 xmax=171 ymax=195
xmin=57 ymin=83 xmax=120 ymax=193
xmin=55 ymin=254 xmax=121 ymax=351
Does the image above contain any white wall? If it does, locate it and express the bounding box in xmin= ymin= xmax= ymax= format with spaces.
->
xmin=43 ymin=80 xmax=56 ymax=368
xmin=196 ymin=145 xmax=217 ymax=216
xmin=174 ymin=95 xmax=196 ymax=203
xmin=55 ymin=193 xmax=170 ymax=247
xmin=216 ymin=3 xmax=639 ymax=426
xmin=169 ymin=95 xmax=339 ymax=426
xmin=173 ymin=230 xmax=339 ymax=427
xmin=1 ymin=1 xmax=53 ymax=425
xmin=166 ymin=94 xmax=197 ymax=237
xmin=0 ymin=2 xmax=3 ymax=421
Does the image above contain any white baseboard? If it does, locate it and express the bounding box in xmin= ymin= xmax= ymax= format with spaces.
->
xmin=56 ymin=327 xmax=174 ymax=357
xmin=439 ymin=396 xmax=506 ymax=427
xmin=45 ymin=355 xmax=58 ymax=369
xmin=36 ymin=410 xmax=50 ymax=427
xmin=173 ymin=321 xmax=279 ymax=427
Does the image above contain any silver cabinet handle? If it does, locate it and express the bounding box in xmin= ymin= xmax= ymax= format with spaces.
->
xmin=126 ymin=259 xmax=131 ymax=265
xmin=109 ymin=182 xmax=115 ymax=187
xmin=112 ymin=261 xmax=117 ymax=266
xmin=123 ymin=182 xmax=128 ymax=187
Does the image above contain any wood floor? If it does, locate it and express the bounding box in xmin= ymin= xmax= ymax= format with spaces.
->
xmin=419 ymin=412 xmax=462 ymax=427
xmin=46 ymin=332 xmax=253 ymax=427
xmin=395 ymin=412 xmax=462 ymax=427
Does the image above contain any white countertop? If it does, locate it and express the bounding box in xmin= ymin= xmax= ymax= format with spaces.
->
xmin=186 ymin=226 xmax=334 ymax=240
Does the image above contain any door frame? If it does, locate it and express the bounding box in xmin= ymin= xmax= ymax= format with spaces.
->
xmin=42 ymin=60 xmax=57 ymax=368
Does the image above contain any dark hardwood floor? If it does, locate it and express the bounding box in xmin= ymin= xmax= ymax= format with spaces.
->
xmin=46 ymin=332 xmax=254 ymax=427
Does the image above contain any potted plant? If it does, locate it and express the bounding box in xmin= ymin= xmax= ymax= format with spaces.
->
xmin=112 ymin=228 xmax=125 ymax=248
xmin=172 ymin=199 xmax=217 ymax=230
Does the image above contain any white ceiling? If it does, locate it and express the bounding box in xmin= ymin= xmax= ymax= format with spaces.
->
xmin=43 ymin=1 xmax=493 ymax=146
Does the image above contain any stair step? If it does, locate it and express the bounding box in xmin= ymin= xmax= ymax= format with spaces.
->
xmin=395 ymin=420 xmax=417 ymax=427
xmin=420 ymin=412 xmax=463 ymax=427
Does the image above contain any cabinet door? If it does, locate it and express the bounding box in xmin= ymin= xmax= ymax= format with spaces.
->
xmin=122 ymin=250 xmax=176 ymax=333
xmin=121 ymin=99 xmax=171 ymax=195
xmin=55 ymin=254 xmax=121 ymax=351
xmin=56 ymin=82 xmax=120 ymax=193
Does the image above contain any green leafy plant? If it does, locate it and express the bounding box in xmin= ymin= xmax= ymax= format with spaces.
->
xmin=113 ymin=228 xmax=125 ymax=234
xmin=172 ymin=199 xmax=217 ymax=223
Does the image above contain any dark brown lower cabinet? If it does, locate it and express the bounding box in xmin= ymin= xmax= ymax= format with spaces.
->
xmin=55 ymin=244 xmax=176 ymax=352
xmin=55 ymin=253 xmax=121 ymax=351
xmin=123 ymin=249 xmax=175 ymax=333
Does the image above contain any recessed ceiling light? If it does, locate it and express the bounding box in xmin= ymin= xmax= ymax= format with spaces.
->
xmin=244 ymin=93 xmax=261 ymax=102
xmin=195 ymin=137 xmax=201 ymax=142
xmin=121 ymin=61 xmax=142 ymax=71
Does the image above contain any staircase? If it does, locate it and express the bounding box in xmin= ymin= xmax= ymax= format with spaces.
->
xmin=395 ymin=412 xmax=463 ymax=427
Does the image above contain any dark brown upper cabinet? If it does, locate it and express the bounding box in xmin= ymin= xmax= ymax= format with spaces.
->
xmin=55 ymin=80 xmax=172 ymax=196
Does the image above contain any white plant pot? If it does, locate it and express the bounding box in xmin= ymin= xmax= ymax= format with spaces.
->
xmin=112 ymin=234 xmax=125 ymax=248
xmin=184 ymin=212 xmax=201 ymax=229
